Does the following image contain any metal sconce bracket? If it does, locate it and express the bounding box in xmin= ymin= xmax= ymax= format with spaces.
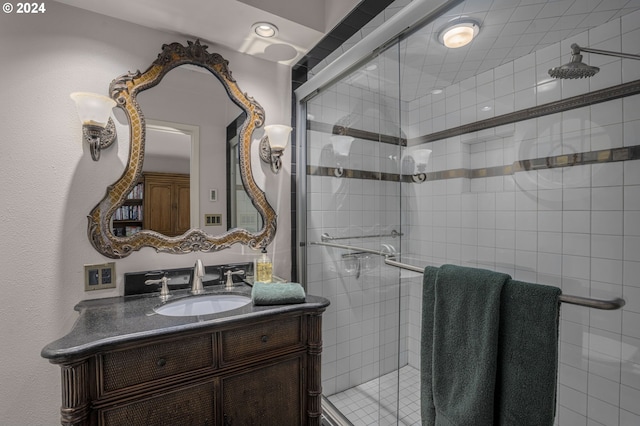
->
xmin=259 ymin=135 xmax=284 ymax=173
xmin=82 ymin=118 xmax=117 ymax=161
xmin=412 ymin=173 xmax=427 ymax=183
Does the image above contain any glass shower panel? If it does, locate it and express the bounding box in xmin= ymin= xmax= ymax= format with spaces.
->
xmin=305 ymin=44 xmax=405 ymax=425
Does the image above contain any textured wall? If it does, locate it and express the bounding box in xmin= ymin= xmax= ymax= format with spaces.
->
xmin=0 ymin=3 xmax=291 ymax=424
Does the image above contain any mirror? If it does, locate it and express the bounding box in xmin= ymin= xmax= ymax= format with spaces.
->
xmin=88 ymin=40 xmax=277 ymax=258
xmin=227 ymin=113 xmax=262 ymax=232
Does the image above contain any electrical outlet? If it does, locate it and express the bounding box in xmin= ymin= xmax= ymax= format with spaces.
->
xmin=84 ymin=262 xmax=116 ymax=291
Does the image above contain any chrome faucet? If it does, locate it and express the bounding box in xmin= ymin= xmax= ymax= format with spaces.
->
xmin=192 ymin=259 xmax=205 ymax=295
xmin=145 ymin=273 xmax=170 ymax=301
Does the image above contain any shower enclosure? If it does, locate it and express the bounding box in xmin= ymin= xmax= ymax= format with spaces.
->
xmin=297 ymin=1 xmax=640 ymax=425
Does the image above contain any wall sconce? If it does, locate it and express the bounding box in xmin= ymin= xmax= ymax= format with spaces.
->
xmin=330 ymin=135 xmax=354 ymax=177
xmin=70 ymin=92 xmax=117 ymax=161
xmin=403 ymin=148 xmax=432 ymax=183
xmin=259 ymin=124 xmax=292 ymax=174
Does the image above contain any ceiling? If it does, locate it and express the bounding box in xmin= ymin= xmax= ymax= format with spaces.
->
xmin=53 ymin=0 xmax=361 ymax=65
xmin=343 ymin=0 xmax=640 ymax=101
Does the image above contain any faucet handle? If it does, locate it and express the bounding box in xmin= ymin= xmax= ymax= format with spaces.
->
xmin=145 ymin=274 xmax=170 ymax=300
xmin=224 ymin=270 xmax=245 ymax=289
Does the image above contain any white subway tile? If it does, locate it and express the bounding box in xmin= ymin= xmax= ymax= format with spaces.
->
xmin=592 ymin=162 xmax=624 ymax=187
xmin=622 ymin=335 xmax=640 ymax=366
xmin=624 ymin=236 xmax=640 ymax=262
xmin=592 ymin=186 xmax=623 ymax=211
xmin=624 ymin=159 xmax=640 ymax=185
xmin=563 ymin=255 xmax=591 ymax=280
xmin=621 ymin=408 xmax=640 ymax=426
xmin=592 ymin=99 xmax=623 ymax=127
xmin=587 ymin=395 xmax=619 ymax=426
xmin=625 ymin=186 xmax=640 ymax=210
xmin=624 ymin=286 xmax=640 ymax=314
xmin=564 ymin=211 xmax=591 ymax=233
xmin=564 ymin=188 xmax=591 ymax=210
xmin=559 ymin=384 xmax=588 ymax=415
xmin=589 ymin=350 xmax=621 ymax=383
xmin=564 ymin=233 xmax=591 ymax=256
xmin=592 ymin=234 xmax=624 ymax=260
xmin=589 ymin=299 xmax=622 ymax=333
xmin=623 ymin=311 xmax=640 ymax=339
xmin=621 ymin=384 xmax=640 ymax=416
xmin=560 ymin=363 xmax=588 ymax=392
xmin=592 ymin=211 xmax=623 ymax=235
xmin=539 ymin=211 xmax=563 ymax=232
xmin=539 ymin=231 xmax=563 ymax=254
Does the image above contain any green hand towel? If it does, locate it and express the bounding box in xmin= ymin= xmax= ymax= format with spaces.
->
xmin=421 ymin=266 xmax=439 ymax=423
xmin=251 ymin=282 xmax=306 ymax=305
xmin=495 ymin=280 xmax=561 ymax=426
xmin=422 ymin=264 xmax=510 ymax=426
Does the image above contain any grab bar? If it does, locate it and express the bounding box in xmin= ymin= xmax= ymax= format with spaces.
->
xmin=321 ymin=229 xmax=402 ymax=242
xmin=384 ymin=258 xmax=626 ymax=311
xmin=310 ymin=240 xmax=396 ymax=257
xmin=310 ymin=241 xmax=626 ymax=310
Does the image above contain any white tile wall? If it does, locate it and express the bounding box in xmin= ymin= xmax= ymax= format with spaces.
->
xmin=305 ymin=7 xmax=640 ymax=426
xmin=398 ymin=10 xmax=640 ymax=426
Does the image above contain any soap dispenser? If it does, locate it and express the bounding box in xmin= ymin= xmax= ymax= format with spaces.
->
xmin=255 ymin=247 xmax=273 ymax=283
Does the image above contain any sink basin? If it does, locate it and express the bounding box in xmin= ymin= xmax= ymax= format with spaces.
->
xmin=154 ymin=294 xmax=251 ymax=317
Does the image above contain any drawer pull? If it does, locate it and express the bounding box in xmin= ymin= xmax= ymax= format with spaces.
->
xmin=261 ymin=335 xmax=268 ymax=343
xmin=156 ymin=358 xmax=167 ymax=367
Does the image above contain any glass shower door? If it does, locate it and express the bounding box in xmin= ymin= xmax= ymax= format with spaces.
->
xmin=303 ymin=42 xmax=406 ymax=425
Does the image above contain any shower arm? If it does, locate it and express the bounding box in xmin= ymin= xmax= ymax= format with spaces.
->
xmin=572 ymin=43 xmax=640 ymax=61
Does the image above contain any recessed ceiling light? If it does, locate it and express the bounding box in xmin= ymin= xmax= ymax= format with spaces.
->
xmin=252 ymin=22 xmax=278 ymax=38
xmin=480 ymin=105 xmax=492 ymax=111
xmin=430 ymin=88 xmax=444 ymax=95
xmin=438 ymin=18 xmax=480 ymax=49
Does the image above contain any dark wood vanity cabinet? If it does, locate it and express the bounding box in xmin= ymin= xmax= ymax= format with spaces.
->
xmin=51 ymin=311 xmax=324 ymax=426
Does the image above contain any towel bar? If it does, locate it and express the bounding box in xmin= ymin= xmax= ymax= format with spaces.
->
xmin=309 ymin=240 xmax=626 ymax=311
xmin=383 ymin=258 xmax=626 ymax=310
xmin=321 ymin=230 xmax=402 ymax=242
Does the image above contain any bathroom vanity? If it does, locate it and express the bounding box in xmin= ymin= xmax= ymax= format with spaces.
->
xmin=42 ymin=284 xmax=329 ymax=426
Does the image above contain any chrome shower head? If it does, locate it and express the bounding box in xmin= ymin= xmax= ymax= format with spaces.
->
xmin=548 ymin=43 xmax=600 ymax=79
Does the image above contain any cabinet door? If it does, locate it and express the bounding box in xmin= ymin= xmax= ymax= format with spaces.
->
xmin=222 ymin=356 xmax=303 ymax=426
xmin=99 ymin=379 xmax=216 ymax=426
xmin=174 ymin=180 xmax=191 ymax=235
xmin=145 ymin=180 xmax=173 ymax=235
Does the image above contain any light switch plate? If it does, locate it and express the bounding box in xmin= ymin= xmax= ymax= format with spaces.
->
xmin=205 ymin=214 xmax=222 ymax=226
xmin=84 ymin=262 xmax=116 ymax=291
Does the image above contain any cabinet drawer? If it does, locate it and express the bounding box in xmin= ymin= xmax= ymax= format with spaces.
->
xmin=101 ymin=334 xmax=214 ymax=393
xmin=220 ymin=316 xmax=302 ymax=363
xmin=99 ymin=379 xmax=216 ymax=425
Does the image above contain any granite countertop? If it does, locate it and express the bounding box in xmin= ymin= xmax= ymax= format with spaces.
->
xmin=41 ymin=283 xmax=329 ymax=362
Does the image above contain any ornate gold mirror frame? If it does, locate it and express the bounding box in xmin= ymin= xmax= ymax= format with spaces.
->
xmin=88 ymin=40 xmax=276 ymax=258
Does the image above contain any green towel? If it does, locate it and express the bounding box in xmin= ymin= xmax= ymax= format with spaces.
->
xmin=421 ymin=266 xmax=439 ymax=423
xmin=251 ymin=282 xmax=306 ymax=305
xmin=422 ymin=264 xmax=510 ymax=426
xmin=495 ymin=280 xmax=561 ymax=426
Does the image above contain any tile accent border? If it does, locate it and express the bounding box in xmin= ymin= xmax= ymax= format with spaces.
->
xmin=308 ymin=120 xmax=406 ymax=146
xmin=409 ymin=79 xmax=640 ymax=145
xmin=307 ymin=145 xmax=640 ymax=183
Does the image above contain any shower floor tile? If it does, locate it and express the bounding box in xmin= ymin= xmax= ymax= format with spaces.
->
xmin=327 ymin=365 xmax=421 ymax=425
